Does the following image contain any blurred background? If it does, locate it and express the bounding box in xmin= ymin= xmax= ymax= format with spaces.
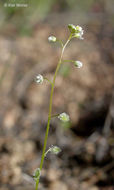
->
xmin=0 ymin=0 xmax=114 ymax=190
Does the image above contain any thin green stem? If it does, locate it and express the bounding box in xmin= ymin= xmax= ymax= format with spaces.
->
xmin=35 ymin=180 xmax=39 ymax=190
xmin=51 ymin=113 xmax=60 ymax=118
xmin=44 ymin=147 xmax=51 ymax=157
xmin=35 ymin=33 xmax=72 ymax=190
xmin=44 ymin=77 xmax=53 ymax=85
xmin=63 ymin=59 xmax=75 ymax=63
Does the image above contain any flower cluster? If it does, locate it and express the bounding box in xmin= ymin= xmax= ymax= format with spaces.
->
xmin=68 ymin=24 xmax=84 ymax=39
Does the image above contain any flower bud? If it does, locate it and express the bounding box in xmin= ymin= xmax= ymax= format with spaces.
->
xmin=35 ymin=74 xmax=43 ymax=84
xmin=74 ymin=61 xmax=83 ymax=68
xmin=33 ymin=168 xmax=41 ymax=182
xmin=68 ymin=24 xmax=76 ymax=33
xmin=49 ymin=146 xmax=61 ymax=155
xmin=58 ymin=112 xmax=70 ymax=122
xmin=48 ymin=36 xmax=56 ymax=42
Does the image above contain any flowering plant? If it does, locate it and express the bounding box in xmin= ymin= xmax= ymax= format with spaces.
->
xmin=34 ymin=24 xmax=84 ymax=190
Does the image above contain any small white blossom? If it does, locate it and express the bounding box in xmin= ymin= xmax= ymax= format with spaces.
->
xmin=58 ymin=112 xmax=70 ymax=122
xmin=74 ymin=25 xmax=84 ymax=39
xmin=35 ymin=74 xmax=43 ymax=84
xmin=74 ymin=61 xmax=83 ymax=68
xmin=75 ymin=25 xmax=83 ymax=32
xmin=75 ymin=32 xmax=84 ymax=40
xmin=48 ymin=36 xmax=56 ymax=42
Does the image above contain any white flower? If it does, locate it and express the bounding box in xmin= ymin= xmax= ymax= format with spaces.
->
xmin=74 ymin=61 xmax=83 ymax=68
xmin=74 ymin=25 xmax=84 ymax=39
xmin=58 ymin=112 xmax=70 ymax=122
xmin=75 ymin=25 xmax=83 ymax=32
xmin=48 ymin=36 xmax=56 ymax=42
xmin=35 ymin=74 xmax=43 ymax=84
